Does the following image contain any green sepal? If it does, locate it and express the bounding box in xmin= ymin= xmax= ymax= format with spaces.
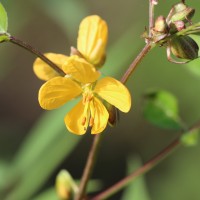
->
xmin=167 ymin=2 xmax=195 ymax=24
xmin=175 ymin=22 xmax=200 ymax=36
xmin=0 ymin=33 xmax=10 ymax=43
xmin=153 ymin=16 xmax=168 ymax=33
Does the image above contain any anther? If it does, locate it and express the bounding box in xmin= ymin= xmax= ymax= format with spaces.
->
xmin=89 ymin=117 xmax=94 ymax=127
xmin=81 ymin=117 xmax=87 ymax=126
xmin=88 ymin=94 xmax=93 ymax=102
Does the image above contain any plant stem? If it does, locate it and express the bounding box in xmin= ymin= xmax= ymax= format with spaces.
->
xmin=75 ymin=2 xmax=156 ymax=199
xmin=91 ymin=138 xmax=180 ymax=200
xmin=91 ymin=122 xmax=200 ymax=200
xmin=9 ymin=36 xmax=65 ymax=76
xmin=120 ymin=42 xmax=152 ymax=84
xmin=75 ymin=42 xmax=152 ymax=200
xmin=121 ymin=0 xmax=157 ymax=84
xmin=149 ymin=0 xmax=156 ymax=37
xmin=75 ymin=134 xmax=103 ymax=200
xmin=76 ymin=24 xmax=153 ymax=200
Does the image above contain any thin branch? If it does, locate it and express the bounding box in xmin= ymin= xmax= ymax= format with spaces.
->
xmin=149 ymin=0 xmax=156 ymax=37
xmin=75 ymin=2 xmax=156 ymax=197
xmin=9 ymin=36 xmax=65 ymax=76
xmin=91 ymin=122 xmax=200 ymax=200
xmin=91 ymin=138 xmax=179 ymax=200
xmin=75 ymin=42 xmax=153 ymax=200
xmin=75 ymin=134 xmax=103 ymax=200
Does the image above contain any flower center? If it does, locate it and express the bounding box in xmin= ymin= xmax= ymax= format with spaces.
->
xmin=81 ymin=84 xmax=95 ymax=130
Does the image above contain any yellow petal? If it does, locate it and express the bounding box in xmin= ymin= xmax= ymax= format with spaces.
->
xmin=33 ymin=53 xmax=68 ymax=81
xmin=62 ymin=55 xmax=100 ymax=83
xmin=91 ymin=97 xmax=109 ymax=134
xmin=77 ymin=15 xmax=108 ymax=66
xmin=64 ymin=100 xmax=87 ymax=135
xmin=39 ymin=77 xmax=82 ymax=110
xmin=94 ymin=77 xmax=131 ymax=113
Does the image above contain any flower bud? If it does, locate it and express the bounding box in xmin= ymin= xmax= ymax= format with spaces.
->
xmin=55 ymin=170 xmax=78 ymax=200
xmin=167 ymin=2 xmax=195 ymax=24
xmin=153 ymin=16 xmax=168 ymax=33
xmin=169 ymin=20 xmax=185 ymax=33
xmin=152 ymin=0 xmax=158 ymax=5
xmin=77 ymin=15 xmax=108 ymax=68
xmin=173 ymin=2 xmax=187 ymax=13
xmin=170 ymin=35 xmax=199 ymax=60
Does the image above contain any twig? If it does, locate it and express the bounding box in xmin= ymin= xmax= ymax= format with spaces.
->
xmin=91 ymin=122 xmax=200 ymax=200
xmin=9 ymin=36 xmax=65 ymax=76
xmin=149 ymin=0 xmax=156 ymax=37
xmin=75 ymin=135 xmax=103 ymax=200
xmin=74 ymin=1 xmax=156 ymax=199
xmin=91 ymin=138 xmax=179 ymax=200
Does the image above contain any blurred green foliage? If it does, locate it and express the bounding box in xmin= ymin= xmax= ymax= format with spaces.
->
xmin=143 ymin=90 xmax=183 ymax=130
xmin=122 ymin=156 xmax=151 ymax=200
xmin=181 ymin=128 xmax=199 ymax=147
xmin=1 ymin=0 xmax=200 ymax=200
xmin=0 ymin=2 xmax=8 ymax=33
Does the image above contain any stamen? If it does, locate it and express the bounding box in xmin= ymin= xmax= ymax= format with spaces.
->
xmin=89 ymin=99 xmax=95 ymax=128
xmin=82 ymin=92 xmax=93 ymax=104
xmin=81 ymin=117 xmax=87 ymax=126
xmin=89 ymin=117 xmax=94 ymax=127
xmin=87 ymin=94 xmax=93 ymax=102
xmin=82 ymin=95 xmax=87 ymax=104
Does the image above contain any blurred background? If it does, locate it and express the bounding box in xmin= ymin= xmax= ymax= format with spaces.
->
xmin=1 ymin=0 xmax=200 ymax=200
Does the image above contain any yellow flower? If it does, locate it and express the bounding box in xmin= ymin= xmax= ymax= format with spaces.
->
xmin=77 ymin=15 xmax=108 ymax=67
xmin=33 ymin=15 xmax=130 ymax=135
xmin=38 ymin=56 xmax=131 ymax=135
xmin=33 ymin=15 xmax=108 ymax=81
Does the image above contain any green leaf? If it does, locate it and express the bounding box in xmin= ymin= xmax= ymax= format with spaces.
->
xmin=122 ymin=156 xmax=151 ymax=200
xmin=0 ymin=160 xmax=8 ymax=189
xmin=181 ymin=128 xmax=199 ymax=147
xmin=3 ymin=103 xmax=81 ymax=200
xmin=0 ymin=3 xmax=8 ymax=33
xmin=143 ymin=90 xmax=183 ymax=130
xmin=32 ymin=188 xmax=59 ymax=200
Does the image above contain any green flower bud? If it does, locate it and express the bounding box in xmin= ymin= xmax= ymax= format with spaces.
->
xmin=151 ymin=16 xmax=169 ymax=43
xmin=171 ymin=8 xmax=194 ymax=23
xmin=173 ymin=2 xmax=187 ymax=13
xmin=169 ymin=20 xmax=185 ymax=34
xmin=167 ymin=2 xmax=195 ymax=24
xmin=55 ymin=170 xmax=78 ymax=200
xmin=170 ymin=35 xmax=199 ymax=60
xmin=153 ymin=16 xmax=168 ymax=33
